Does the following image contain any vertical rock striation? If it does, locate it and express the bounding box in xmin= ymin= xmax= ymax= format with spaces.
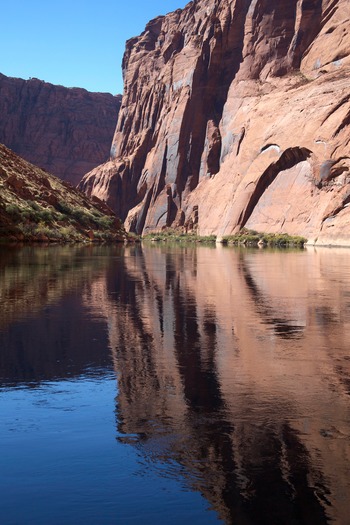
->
xmin=80 ymin=0 xmax=350 ymax=245
xmin=0 ymin=73 xmax=121 ymax=185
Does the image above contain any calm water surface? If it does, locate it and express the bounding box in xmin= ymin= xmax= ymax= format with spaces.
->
xmin=1 ymin=244 xmax=350 ymax=524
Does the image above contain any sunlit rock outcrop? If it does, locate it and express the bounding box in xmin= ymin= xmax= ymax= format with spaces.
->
xmin=80 ymin=0 xmax=350 ymax=245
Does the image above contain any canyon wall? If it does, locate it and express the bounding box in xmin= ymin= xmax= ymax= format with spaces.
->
xmin=80 ymin=0 xmax=350 ymax=245
xmin=0 ymin=73 xmax=121 ymax=185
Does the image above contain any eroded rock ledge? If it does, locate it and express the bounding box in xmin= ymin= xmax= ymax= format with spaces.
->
xmin=79 ymin=0 xmax=350 ymax=246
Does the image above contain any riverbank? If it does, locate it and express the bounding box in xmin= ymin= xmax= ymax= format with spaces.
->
xmin=142 ymin=228 xmax=307 ymax=248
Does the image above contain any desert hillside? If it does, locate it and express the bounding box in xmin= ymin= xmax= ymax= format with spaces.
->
xmin=0 ymin=143 xmax=126 ymax=242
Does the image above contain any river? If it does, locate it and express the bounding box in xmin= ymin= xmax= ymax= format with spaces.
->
xmin=1 ymin=243 xmax=350 ymax=524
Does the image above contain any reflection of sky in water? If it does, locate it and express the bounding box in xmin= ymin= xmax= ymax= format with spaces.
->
xmin=1 ymin=378 xmax=217 ymax=525
xmin=1 ymin=244 xmax=350 ymax=524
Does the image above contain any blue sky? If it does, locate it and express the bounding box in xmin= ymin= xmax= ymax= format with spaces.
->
xmin=1 ymin=0 xmax=189 ymax=95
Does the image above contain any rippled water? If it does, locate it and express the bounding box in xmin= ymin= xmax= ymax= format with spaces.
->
xmin=1 ymin=243 xmax=350 ymax=524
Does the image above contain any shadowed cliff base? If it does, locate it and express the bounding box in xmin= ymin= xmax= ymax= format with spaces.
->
xmin=79 ymin=0 xmax=350 ymax=246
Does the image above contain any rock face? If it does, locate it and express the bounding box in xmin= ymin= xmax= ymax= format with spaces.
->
xmin=0 ymin=73 xmax=121 ymax=185
xmin=80 ymin=0 xmax=350 ymax=246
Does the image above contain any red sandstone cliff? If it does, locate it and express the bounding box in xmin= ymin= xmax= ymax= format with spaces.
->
xmin=80 ymin=0 xmax=350 ymax=246
xmin=0 ymin=73 xmax=121 ymax=185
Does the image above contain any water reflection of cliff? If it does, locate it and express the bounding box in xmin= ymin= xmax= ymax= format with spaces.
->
xmin=0 ymin=245 xmax=121 ymax=385
xmin=85 ymin=245 xmax=350 ymax=525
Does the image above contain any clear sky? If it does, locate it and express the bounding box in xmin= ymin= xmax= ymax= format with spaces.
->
xmin=1 ymin=0 xmax=189 ymax=95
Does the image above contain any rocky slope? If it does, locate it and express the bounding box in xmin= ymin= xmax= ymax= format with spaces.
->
xmin=80 ymin=0 xmax=350 ymax=246
xmin=0 ymin=73 xmax=121 ymax=185
xmin=0 ymin=144 xmax=126 ymax=242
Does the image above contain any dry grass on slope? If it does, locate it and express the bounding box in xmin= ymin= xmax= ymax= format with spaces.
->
xmin=0 ymin=144 xmax=127 ymax=243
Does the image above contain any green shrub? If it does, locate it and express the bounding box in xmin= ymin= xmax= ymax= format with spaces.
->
xmin=59 ymin=225 xmax=78 ymax=240
xmin=35 ymin=223 xmax=54 ymax=237
xmin=17 ymin=223 xmax=36 ymax=236
xmin=38 ymin=208 xmax=55 ymax=223
xmin=93 ymin=215 xmax=114 ymax=229
xmin=28 ymin=201 xmax=41 ymax=212
xmin=71 ymin=208 xmax=94 ymax=225
xmin=222 ymin=230 xmax=307 ymax=247
xmin=142 ymin=228 xmax=217 ymax=244
xmin=56 ymin=201 xmax=72 ymax=215
xmin=5 ymin=203 xmax=21 ymax=216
